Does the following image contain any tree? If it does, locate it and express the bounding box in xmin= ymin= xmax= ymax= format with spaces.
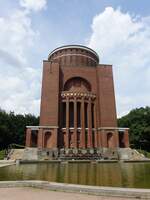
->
xmin=118 ymin=106 xmax=150 ymax=151
xmin=0 ymin=108 xmax=39 ymax=150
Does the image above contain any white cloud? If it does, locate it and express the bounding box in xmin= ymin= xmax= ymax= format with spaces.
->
xmin=20 ymin=0 xmax=47 ymax=12
xmin=0 ymin=68 xmax=41 ymax=115
xmin=0 ymin=1 xmax=47 ymax=115
xmin=88 ymin=7 xmax=150 ymax=117
xmin=0 ymin=10 xmax=36 ymax=67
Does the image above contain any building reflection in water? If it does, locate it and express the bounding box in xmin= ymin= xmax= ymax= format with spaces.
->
xmin=0 ymin=163 xmax=150 ymax=188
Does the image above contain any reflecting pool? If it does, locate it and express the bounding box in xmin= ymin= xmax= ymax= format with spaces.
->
xmin=0 ymin=162 xmax=150 ymax=188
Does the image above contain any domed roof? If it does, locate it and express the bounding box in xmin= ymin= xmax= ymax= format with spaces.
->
xmin=48 ymin=45 xmax=99 ymax=61
xmin=48 ymin=45 xmax=99 ymax=67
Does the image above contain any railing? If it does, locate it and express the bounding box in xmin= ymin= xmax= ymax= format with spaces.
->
xmin=61 ymin=91 xmax=96 ymax=99
xmin=8 ymin=143 xmax=25 ymax=149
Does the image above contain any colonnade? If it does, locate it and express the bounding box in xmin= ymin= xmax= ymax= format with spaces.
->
xmin=25 ymin=91 xmax=129 ymax=149
xmin=25 ymin=126 xmax=129 ymax=149
xmin=26 ymin=128 xmax=57 ymax=149
xmin=61 ymin=92 xmax=97 ymax=148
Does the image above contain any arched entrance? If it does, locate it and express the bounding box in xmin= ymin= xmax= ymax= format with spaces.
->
xmin=107 ymin=132 xmax=114 ymax=148
xmin=44 ymin=131 xmax=51 ymax=148
xmin=31 ymin=130 xmax=38 ymax=147
xmin=119 ymin=132 xmax=125 ymax=147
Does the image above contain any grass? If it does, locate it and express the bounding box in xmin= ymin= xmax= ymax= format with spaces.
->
xmin=0 ymin=150 xmax=5 ymax=160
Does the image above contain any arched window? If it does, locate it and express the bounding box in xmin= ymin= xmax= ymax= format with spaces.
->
xmin=64 ymin=77 xmax=91 ymax=92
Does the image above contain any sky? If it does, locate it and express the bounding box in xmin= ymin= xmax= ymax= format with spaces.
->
xmin=0 ymin=0 xmax=150 ymax=117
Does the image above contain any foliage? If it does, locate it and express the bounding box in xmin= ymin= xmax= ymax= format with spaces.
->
xmin=0 ymin=108 xmax=39 ymax=150
xmin=0 ymin=150 xmax=5 ymax=160
xmin=137 ymin=149 xmax=150 ymax=158
xmin=118 ymin=106 xmax=150 ymax=152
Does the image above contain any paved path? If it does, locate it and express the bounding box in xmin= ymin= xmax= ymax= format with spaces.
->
xmin=1 ymin=181 xmax=150 ymax=199
xmin=0 ymin=187 xmax=137 ymax=200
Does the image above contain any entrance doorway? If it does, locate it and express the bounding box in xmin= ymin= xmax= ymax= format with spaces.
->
xmin=31 ymin=130 xmax=38 ymax=147
xmin=119 ymin=132 xmax=125 ymax=147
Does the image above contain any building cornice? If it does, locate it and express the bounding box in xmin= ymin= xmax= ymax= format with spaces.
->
xmin=98 ymin=127 xmax=129 ymax=131
xmin=26 ymin=126 xmax=59 ymax=129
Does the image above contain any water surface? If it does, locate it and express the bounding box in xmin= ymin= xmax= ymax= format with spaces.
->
xmin=0 ymin=162 xmax=150 ymax=188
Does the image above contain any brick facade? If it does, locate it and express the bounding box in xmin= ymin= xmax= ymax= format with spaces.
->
xmin=26 ymin=45 xmax=129 ymax=154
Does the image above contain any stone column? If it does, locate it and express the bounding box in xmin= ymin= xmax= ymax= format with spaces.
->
xmin=94 ymin=102 xmax=98 ymax=148
xmin=114 ymin=130 xmax=119 ymax=147
xmin=81 ymin=97 xmax=85 ymax=148
xmin=74 ymin=98 xmax=77 ymax=148
xmin=42 ymin=130 xmax=45 ymax=148
xmin=26 ymin=128 xmax=32 ymax=147
xmin=66 ymin=97 xmax=69 ymax=148
xmin=97 ymin=130 xmax=102 ymax=148
xmin=101 ymin=129 xmax=107 ymax=148
xmin=53 ymin=128 xmax=58 ymax=148
xmin=38 ymin=128 xmax=43 ymax=148
xmin=87 ymin=98 xmax=92 ymax=148
xmin=124 ymin=129 xmax=129 ymax=148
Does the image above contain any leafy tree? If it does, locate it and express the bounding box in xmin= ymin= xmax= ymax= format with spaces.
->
xmin=118 ymin=106 xmax=150 ymax=151
xmin=0 ymin=108 xmax=39 ymax=150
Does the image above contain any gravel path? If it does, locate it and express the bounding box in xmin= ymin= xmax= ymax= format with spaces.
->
xmin=0 ymin=187 xmax=137 ymax=200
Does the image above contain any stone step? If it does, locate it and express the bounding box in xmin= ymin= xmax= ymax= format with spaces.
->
xmin=118 ymin=148 xmax=145 ymax=160
xmin=9 ymin=149 xmax=25 ymax=160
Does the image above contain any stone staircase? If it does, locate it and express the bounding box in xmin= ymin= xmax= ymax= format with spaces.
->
xmin=8 ymin=149 xmax=25 ymax=160
xmin=118 ymin=148 xmax=145 ymax=160
xmin=7 ymin=148 xmax=38 ymax=160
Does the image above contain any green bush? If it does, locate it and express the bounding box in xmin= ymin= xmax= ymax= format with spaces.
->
xmin=0 ymin=150 xmax=5 ymax=160
xmin=137 ymin=149 xmax=150 ymax=158
xmin=118 ymin=106 xmax=150 ymax=152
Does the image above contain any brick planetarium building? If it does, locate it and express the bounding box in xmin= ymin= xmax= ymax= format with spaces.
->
xmin=25 ymin=45 xmax=130 ymax=159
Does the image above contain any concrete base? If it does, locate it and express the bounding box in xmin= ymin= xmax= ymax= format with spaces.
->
xmin=62 ymin=147 xmax=144 ymax=161
xmin=0 ymin=160 xmax=15 ymax=168
xmin=8 ymin=147 xmax=145 ymax=161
